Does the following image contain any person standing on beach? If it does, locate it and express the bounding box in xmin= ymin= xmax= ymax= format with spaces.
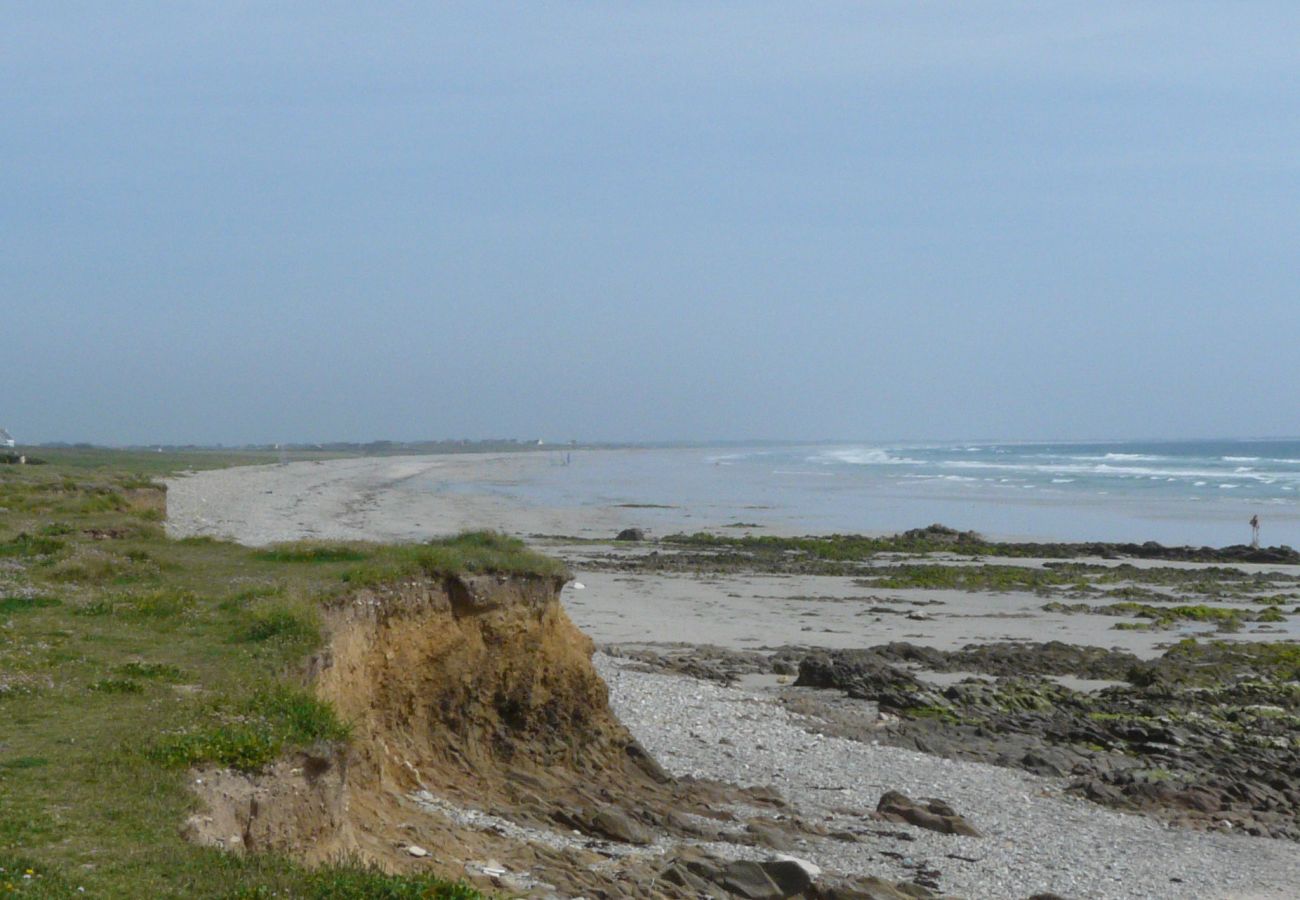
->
xmin=1250 ymin=514 xmax=1260 ymax=548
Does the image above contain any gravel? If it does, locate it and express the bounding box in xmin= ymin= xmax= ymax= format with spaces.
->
xmin=595 ymin=653 xmax=1300 ymax=900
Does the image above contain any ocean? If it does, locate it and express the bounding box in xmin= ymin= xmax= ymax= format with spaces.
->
xmin=474 ymin=439 xmax=1300 ymax=548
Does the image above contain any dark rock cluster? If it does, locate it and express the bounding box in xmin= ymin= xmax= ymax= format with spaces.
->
xmin=792 ymin=640 xmax=1300 ymax=840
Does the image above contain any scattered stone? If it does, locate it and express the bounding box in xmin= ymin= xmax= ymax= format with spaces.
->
xmin=405 ymin=844 xmax=428 ymax=857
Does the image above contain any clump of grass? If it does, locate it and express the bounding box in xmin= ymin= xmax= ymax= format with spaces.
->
xmin=90 ymin=678 xmax=145 ymax=694
xmin=0 ymin=595 xmax=60 ymax=614
xmin=255 ymin=542 xmax=373 ymax=563
xmin=123 ymin=588 xmax=196 ymax=618
xmin=71 ymin=589 xmax=197 ymax=620
xmin=73 ymin=598 xmax=116 ymax=617
xmin=0 ymin=756 xmax=48 ymax=770
xmin=118 ymin=662 xmax=186 ymax=681
xmin=218 ymin=584 xmax=284 ymax=612
xmin=75 ymin=490 xmax=128 ymax=514
xmin=298 ymin=857 xmax=482 ymax=899
xmin=177 ymin=534 xmax=224 ymax=547
xmin=238 ymin=605 xmax=319 ymax=644
xmin=149 ymin=687 xmax=349 ymax=772
xmin=0 ymin=855 xmax=78 ymax=898
xmin=42 ymin=548 xmax=157 ymax=585
xmin=341 ymin=531 xmax=569 ymax=586
xmin=148 ymin=724 xmax=279 ymax=772
xmin=246 ymin=685 xmax=351 ymax=744
xmin=0 ymin=533 xmax=65 ymax=558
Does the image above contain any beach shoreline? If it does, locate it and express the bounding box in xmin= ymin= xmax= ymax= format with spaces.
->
xmin=163 ymin=453 xmax=1300 ymax=898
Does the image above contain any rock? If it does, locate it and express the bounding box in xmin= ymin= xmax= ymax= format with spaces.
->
xmin=876 ymin=790 xmax=982 ymax=837
xmin=665 ymin=855 xmax=814 ymax=899
xmin=762 ymin=857 xmax=817 ymax=894
xmin=719 ymin=859 xmax=786 ymax=899
xmin=901 ymin=524 xmax=984 ymax=546
xmin=795 ymin=653 xmax=941 ymax=712
xmin=775 ymin=854 xmax=821 ymax=879
xmin=615 ymin=527 xmax=646 ymax=541
xmin=815 ymin=876 xmax=932 ymax=899
xmin=406 ymin=844 xmax=429 ymax=857
xmin=569 ymin=806 xmax=653 ymax=845
xmin=746 ymin=822 xmax=795 ymax=851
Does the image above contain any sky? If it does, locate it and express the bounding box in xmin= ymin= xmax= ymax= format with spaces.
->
xmin=4 ymin=2 xmax=1299 ymax=446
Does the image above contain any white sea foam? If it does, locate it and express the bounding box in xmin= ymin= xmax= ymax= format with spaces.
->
xmin=814 ymin=448 xmax=923 ymax=466
xmin=937 ymin=459 xmax=1300 ymax=483
xmin=1070 ymin=453 xmax=1166 ymax=462
xmin=1223 ymin=456 xmax=1260 ymax=462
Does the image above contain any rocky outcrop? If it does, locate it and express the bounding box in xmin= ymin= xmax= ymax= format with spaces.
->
xmin=875 ymin=791 xmax=981 ymax=838
xmin=790 ymin=640 xmax=1300 ymax=840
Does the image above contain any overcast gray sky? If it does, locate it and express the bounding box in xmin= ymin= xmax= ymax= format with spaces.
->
xmin=4 ymin=3 xmax=1298 ymax=445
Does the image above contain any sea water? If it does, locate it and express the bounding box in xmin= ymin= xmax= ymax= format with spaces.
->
xmin=461 ymin=440 xmax=1300 ymax=548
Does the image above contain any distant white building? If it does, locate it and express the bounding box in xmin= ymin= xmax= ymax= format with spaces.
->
xmin=0 ymin=428 xmax=14 ymax=448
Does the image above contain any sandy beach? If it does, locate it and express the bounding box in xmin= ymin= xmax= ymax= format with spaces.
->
xmin=165 ymin=453 xmax=1300 ymax=898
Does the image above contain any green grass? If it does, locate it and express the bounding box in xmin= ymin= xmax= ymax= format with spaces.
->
xmin=0 ymin=453 xmax=513 ymax=897
xmin=341 ymin=531 xmax=570 ymax=586
xmin=0 ymin=596 xmax=60 ymax=614
xmin=255 ymin=543 xmax=374 ymax=564
xmin=90 ymin=678 xmax=145 ymax=694
xmin=148 ymin=687 xmax=349 ymax=772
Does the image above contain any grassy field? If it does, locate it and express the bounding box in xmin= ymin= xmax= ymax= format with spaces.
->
xmin=0 ymin=454 xmax=559 ymax=897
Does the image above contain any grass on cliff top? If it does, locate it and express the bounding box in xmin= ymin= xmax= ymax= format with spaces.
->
xmin=0 ymin=453 xmax=507 ymax=898
xmin=339 ymin=532 xmax=570 ymax=586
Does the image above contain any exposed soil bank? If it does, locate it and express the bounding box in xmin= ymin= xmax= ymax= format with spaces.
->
xmin=185 ymin=574 xmax=928 ymax=898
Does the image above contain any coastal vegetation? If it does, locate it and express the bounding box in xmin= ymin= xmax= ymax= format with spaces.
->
xmin=0 ymin=454 xmax=572 ymax=896
xmin=663 ymin=527 xmax=1300 ymax=564
xmin=623 ymin=531 xmax=1300 ymax=607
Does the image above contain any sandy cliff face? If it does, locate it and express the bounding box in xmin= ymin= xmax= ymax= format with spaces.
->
xmin=313 ymin=572 xmax=669 ymax=805
xmin=185 ymin=573 xmax=702 ymax=893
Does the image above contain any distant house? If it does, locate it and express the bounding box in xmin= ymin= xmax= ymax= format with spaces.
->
xmin=0 ymin=428 xmax=14 ymax=448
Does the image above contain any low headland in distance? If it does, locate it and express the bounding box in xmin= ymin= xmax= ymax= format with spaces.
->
xmin=3 ymin=441 xmax=1298 ymax=898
